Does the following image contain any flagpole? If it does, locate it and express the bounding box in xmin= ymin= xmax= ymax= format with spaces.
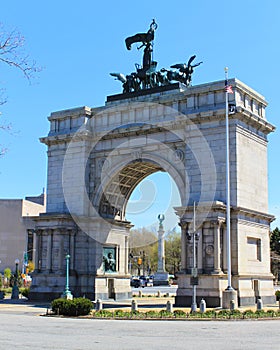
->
xmin=191 ymin=201 xmax=197 ymax=313
xmin=225 ymin=67 xmax=233 ymax=290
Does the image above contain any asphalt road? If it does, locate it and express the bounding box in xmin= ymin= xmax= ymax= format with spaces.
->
xmin=132 ymin=285 xmax=177 ymax=294
xmin=0 ymin=302 xmax=280 ymax=350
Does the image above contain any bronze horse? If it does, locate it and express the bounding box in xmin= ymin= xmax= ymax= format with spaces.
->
xmin=125 ymin=19 xmax=158 ymax=51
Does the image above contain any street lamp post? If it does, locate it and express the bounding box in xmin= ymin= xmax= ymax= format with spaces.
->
xmin=11 ymin=259 xmax=20 ymax=299
xmin=62 ymin=254 xmax=73 ymax=300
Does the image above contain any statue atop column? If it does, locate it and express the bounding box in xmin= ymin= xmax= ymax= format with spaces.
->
xmin=157 ymin=214 xmax=165 ymax=272
xmin=153 ymin=214 xmax=169 ymax=286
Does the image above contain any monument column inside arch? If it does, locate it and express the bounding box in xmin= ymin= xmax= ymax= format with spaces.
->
xmin=153 ymin=214 xmax=169 ymax=286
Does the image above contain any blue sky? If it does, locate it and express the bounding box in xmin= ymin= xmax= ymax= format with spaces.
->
xmin=0 ymin=1 xmax=279 ymax=230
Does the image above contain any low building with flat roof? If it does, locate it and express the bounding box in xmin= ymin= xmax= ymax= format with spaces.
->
xmin=0 ymin=193 xmax=45 ymax=272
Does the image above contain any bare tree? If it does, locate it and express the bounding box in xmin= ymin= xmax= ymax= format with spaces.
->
xmin=0 ymin=22 xmax=40 ymax=81
xmin=0 ymin=22 xmax=41 ymax=157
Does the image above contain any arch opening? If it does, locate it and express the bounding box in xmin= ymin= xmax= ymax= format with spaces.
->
xmin=98 ymin=159 xmax=182 ymax=231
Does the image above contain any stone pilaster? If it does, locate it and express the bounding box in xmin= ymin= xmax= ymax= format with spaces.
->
xmin=46 ymin=229 xmax=53 ymax=272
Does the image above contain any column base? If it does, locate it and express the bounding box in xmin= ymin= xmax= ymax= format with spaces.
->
xmin=222 ymin=288 xmax=238 ymax=309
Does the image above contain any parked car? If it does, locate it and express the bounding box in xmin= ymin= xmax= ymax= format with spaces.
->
xmin=130 ymin=277 xmax=142 ymax=288
xmin=139 ymin=276 xmax=153 ymax=287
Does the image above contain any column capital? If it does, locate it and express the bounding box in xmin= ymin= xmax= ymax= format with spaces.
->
xmin=179 ymin=220 xmax=191 ymax=230
xmin=210 ymin=218 xmax=225 ymax=228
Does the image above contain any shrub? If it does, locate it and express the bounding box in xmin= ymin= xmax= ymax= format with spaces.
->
xmin=94 ymin=309 xmax=113 ymax=318
xmin=145 ymin=310 xmax=160 ymax=318
xmin=266 ymin=309 xmax=277 ymax=317
xmin=189 ymin=311 xmax=198 ymax=318
xmin=216 ymin=310 xmax=232 ymax=319
xmin=114 ymin=309 xmax=132 ymax=318
xmin=203 ymin=310 xmax=217 ymax=318
xmin=275 ymin=290 xmax=280 ymax=300
xmin=73 ymin=298 xmax=93 ymax=316
xmin=254 ymin=310 xmax=266 ymax=318
xmin=51 ymin=297 xmax=92 ymax=316
xmin=20 ymin=287 xmax=30 ymax=298
xmin=173 ymin=309 xmax=187 ymax=318
xmin=228 ymin=309 xmax=242 ymax=319
xmin=51 ymin=298 xmax=70 ymax=315
xmin=159 ymin=310 xmax=173 ymax=318
xmin=242 ymin=309 xmax=255 ymax=319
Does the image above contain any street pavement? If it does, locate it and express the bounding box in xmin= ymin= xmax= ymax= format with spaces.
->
xmin=1 ymin=299 xmax=280 ymax=349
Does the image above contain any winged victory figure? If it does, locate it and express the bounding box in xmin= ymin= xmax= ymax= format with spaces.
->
xmin=170 ymin=55 xmax=203 ymax=86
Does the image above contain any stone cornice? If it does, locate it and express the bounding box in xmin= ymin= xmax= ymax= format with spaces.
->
xmin=40 ymin=78 xmax=275 ymax=146
xmin=175 ymin=203 xmax=275 ymax=225
xmin=47 ymin=106 xmax=92 ymax=121
xmin=234 ymin=107 xmax=275 ymax=135
xmin=232 ymin=206 xmax=275 ymax=223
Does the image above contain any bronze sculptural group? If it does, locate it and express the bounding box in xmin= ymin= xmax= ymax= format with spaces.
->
xmin=110 ymin=20 xmax=202 ymax=94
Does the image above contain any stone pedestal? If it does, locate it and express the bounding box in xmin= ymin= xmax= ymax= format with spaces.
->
xmin=222 ymin=289 xmax=238 ymax=309
xmin=153 ymin=272 xmax=169 ymax=286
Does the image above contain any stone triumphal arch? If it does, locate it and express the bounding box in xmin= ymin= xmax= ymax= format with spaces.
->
xmin=30 ymin=80 xmax=276 ymax=306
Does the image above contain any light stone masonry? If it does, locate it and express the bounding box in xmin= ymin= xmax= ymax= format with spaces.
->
xmin=30 ymin=79 xmax=275 ymax=305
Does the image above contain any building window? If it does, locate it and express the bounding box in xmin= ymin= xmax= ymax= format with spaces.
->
xmin=247 ymin=237 xmax=261 ymax=261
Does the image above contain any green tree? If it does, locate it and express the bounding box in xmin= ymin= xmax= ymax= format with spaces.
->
xmin=165 ymin=230 xmax=181 ymax=274
xmin=270 ymin=227 xmax=280 ymax=254
xmin=129 ymin=228 xmax=158 ymax=275
xmin=4 ymin=267 xmax=11 ymax=280
xmin=27 ymin=260 xmax=35 ymax=273
xmin=10 ymin=267 xmax=22 ymax=288
xmin=4 ymin=267 xmax=11 ymax=287
xmin=128 ymin=228 xmax=182 ymax=275
xmin=270 ymin=227 xmax=280 ymax=281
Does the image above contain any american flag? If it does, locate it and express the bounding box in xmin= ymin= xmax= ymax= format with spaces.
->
xmin=225 ymin=80 xmax=233 ymax=94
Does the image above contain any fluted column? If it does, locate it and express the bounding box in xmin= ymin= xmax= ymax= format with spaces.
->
xmin=34 ymin=229 xmax=40 ymax=272
xmin=124 ymin=235 xmax=128 ymax=274
xmin=197 ymin=227 xmax=203 ymax=271
xmin=223 ymin=225 xmax=228 ymax=273
xmin=46 ymin=229 xmax=53 ymax=272
xmin=69 ymin=230 xmax=75 ymax=271
xmin=180 ymin=221 xmax=188 ymax=272
xmin=213 ymin=220 xmax=222 ymax=274
xmin=58 ymin=230 xmax=65 ymax=273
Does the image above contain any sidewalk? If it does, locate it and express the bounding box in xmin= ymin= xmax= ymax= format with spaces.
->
xmin=1 ymin=295 xmax=279 ymax=314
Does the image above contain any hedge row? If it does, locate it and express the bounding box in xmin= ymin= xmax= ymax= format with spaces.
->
xmin=51 ymin=298 xmax=93 ymax=316
xmin=93 ymin=308 xmax=280 ymax=319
